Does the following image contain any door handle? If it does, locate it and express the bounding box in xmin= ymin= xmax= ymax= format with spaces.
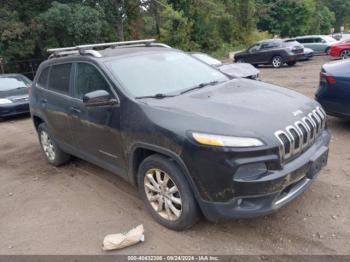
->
xmin=70 ymin=106 xmax=81 ymax=117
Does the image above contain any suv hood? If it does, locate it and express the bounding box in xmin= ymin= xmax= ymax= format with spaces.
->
xmin=142 ymin=79 xmax=319 ymax=142
xmin=219 ymin=63 xmax=259 ymax=78
xmin=0 ymin=87 xmax=28 ymax=99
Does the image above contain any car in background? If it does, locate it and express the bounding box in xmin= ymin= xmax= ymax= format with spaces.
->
xmin=0 ymin=74 xmax=32 ymax=118
xmin=329 ymin=38 xmax=350 ymax=60
xmin=316 ymin=59 xmax=350 ymax=118
xmin=190 ymin=52 xmax=259 ymax=79
xmin=234 ymin=39 xmax=304 ymax=68
xmin=296 ymin=35 xmax=338 ymax=54
xmin=300 ymin=47 xmax=314 ymax=61
xmin=332 ymin=33 xmax=350 ymax=41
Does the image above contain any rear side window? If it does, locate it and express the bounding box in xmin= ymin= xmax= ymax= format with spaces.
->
xmin=48 ymin=63 xmax=72 ymax=94
xmin=298 ymin=38 xmax=312 ymax=43
xmin=74 ymin=63 xmax=111 ymax=100
xmin=37 ymin=67 xmax=49 ymax=89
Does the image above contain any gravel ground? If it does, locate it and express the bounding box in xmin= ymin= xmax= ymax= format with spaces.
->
xmin=0 ymin=56 xmax=349 ymax=255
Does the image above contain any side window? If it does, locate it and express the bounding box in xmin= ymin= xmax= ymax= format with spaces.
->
xmin=48 ymin=63 xmax=72 ymax=94
xmin=249 ymin=44 xmax=261 ymax=52
xmin=297 ymin=38 xmax=305 ymax=43
xmin=314 ymin=38 xmax=322 ymax=43
xmin=37 ymin=67 xmax=49 ymax=89
xmin=74 ymin=63 xmax=112 ymax=100
xmin=301 ymin=38 xmax=312 ymax=43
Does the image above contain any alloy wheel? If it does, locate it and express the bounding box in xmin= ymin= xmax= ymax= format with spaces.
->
xmin=144 ymin=168 xmax=182 ymax=221
xmin=40 ymin=130 xmax=56 ymax=161
xmin=341 ymin=50 xmax=350 ymax=60
xmin=272 ymin=57 xmax=282 ymax=68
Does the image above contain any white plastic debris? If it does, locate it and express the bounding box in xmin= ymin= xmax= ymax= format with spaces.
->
xmin=102 ymin=224 xmax=145 ymax=251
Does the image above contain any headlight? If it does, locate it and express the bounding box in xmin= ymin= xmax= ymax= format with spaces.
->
xmin=192 ymin=132 xmax=264 ymax=147
xmin=0 ymin=99 xmax=13 ymax=105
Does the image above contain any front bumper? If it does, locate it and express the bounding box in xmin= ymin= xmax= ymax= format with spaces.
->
xmin=0 ymin=102 xmax=30 ymax=117
xmin=194 ymin=131 xmax=330 ymax=221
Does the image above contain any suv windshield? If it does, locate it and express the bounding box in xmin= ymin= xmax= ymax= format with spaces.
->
xmin=323 ymin=36 xmax=337 ymax=43
xmin=0 ymin=75 xmax=32 ymax=92
xmin=191 ymin=53 xmax=222 ymax=66
xmin=106 ymin=52 xmax=229 ymax=97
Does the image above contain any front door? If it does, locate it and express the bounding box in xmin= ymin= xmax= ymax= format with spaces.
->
xmin=68 ymin=62 xmax=126 ymax=175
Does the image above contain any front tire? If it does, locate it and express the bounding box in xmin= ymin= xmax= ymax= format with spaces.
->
xmin=138 ymin=154 xmax=200 ymax=231
xmin=38 ymin=123 xmax=71 ymax=166
xmin=271 ymin=56 xmax=283 ymax=68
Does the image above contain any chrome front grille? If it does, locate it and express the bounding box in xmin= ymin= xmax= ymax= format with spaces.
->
xmin=275 ymin=107 xmax=326 ymax=162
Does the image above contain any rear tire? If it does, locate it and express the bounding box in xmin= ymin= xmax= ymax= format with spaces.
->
xmin=38 ymin=123 xmax=71 ymax=166
xmin=138 ymin=154 xmax=200 ymax=231
xmin=325 ymin=47 xmax=330 ymax=55
xmin=271 ymin=56 xmax=283 ymax=68
xmin=341 ymin=49 xmax=350 ymax=60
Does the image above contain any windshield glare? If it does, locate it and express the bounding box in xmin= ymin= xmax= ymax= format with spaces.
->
xmin=106 ymin=52 xmax=229 ymax=97
xmin=0 ymin=76 xmax=31 ymax=92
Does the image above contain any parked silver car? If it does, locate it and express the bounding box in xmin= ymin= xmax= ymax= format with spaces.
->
xmin=296 ymin=35 xmax=338 ymax=54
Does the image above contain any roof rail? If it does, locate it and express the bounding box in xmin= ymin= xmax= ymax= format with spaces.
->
xmin=47 ymin=39 xmax=169 ymax=59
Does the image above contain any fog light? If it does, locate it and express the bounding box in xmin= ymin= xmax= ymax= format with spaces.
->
xmin=234 ymin=162 xmax=267 ymax=181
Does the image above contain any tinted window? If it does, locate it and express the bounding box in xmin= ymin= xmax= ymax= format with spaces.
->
xmin=314 ymin=37 xmax=323 ymax=43
xmin=249 ymin=44 xmax=261 ymax=52
xmin=48 ymin=63 xmax=72 ymax=94
xmin=74 ymin=63 xmax=111 ymax=100
xmin=298 ymin=38 xmax=313 ymax=43
xmin=261 ymin=41 xmax=280 ymax=49
xmin=37 ymin=67 xmax=49 ymax=89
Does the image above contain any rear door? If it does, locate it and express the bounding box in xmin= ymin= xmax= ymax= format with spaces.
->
xmin=43 ymin=63 xmax=74 ymax=145
xmin=314 ymin=37 xmax=326 ymax=53
xmin=68 ymin=62 xmax=126 ymax=174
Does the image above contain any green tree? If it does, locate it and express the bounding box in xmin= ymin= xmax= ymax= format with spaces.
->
xmin=257 ymin=0 xmax=316 ymax=37
xmin=36 ymin=2 xmax=114 ymax=55
xmin=0 ymin=8 xmax=36 ymax=60
xmin=326 ymin=0 xmax=350 ymax=32
xmin=158 ymin=4 xmax=193 ymax=50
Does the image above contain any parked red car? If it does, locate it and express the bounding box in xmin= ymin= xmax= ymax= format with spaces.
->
xmin=329 ymin=38 xmax=350 ymax=59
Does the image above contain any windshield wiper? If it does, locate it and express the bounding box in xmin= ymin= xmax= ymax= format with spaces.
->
xmin=135 ymin=93 xmax=176 ymax=99
xmin=179 ymin=81 xmax=222 ymax=95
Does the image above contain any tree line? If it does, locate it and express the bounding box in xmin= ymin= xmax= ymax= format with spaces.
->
xmin=0 ymin=0 xmax=350 ymax=61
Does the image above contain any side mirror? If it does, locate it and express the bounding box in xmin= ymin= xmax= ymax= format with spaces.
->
xmin=83 ymin=90 xmax=118 ymax=107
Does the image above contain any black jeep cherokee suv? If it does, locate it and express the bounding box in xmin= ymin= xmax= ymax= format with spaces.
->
xmin=30 ymin=40 xmax=330 ymax=230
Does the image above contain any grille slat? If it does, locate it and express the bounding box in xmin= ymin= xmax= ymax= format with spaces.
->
xmin=275 ymin=107 xmax=326 ymax=162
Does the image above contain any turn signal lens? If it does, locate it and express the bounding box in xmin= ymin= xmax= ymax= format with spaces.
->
xmin=192 ymin=132 xmax=264 ymax=147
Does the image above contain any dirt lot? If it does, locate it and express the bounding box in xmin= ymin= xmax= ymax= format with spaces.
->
xmin=0 ymin=56 xmax=349 ymax=255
